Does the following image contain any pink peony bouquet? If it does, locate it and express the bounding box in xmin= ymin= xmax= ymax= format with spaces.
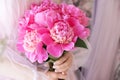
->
xmin=17 ymin=0 xmax=90 ymax=65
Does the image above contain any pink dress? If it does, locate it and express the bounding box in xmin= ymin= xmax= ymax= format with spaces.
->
xmin=0 ymin=0 xmax=90 ymax=80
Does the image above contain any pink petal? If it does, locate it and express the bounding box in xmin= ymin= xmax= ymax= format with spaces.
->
xmin=67 ymin=17 xmax=77 ymax=27
xmin=47 ymin=43 xmax=63 ymax=58
xmin=41 ymin=33 xmax=54 ymax=45
xmin=19 ymin=18 xmax=28 ymax=28
xmin=38 ymin=28 xmax=49 ymax=34
xmin=18 ymin=31 xmax=25 ymax=37
xmin=42 ymin=50 xmax=48 ymax=61
xmin=35 ymin=12 xmax=47 ymax=27
xmin=16 ymin=43 xmax=25 ymax=52
xmin=46 ymin=18 xmax=54 ymax=29
xmin=28 ymin=23 xmax=40 ymax=29
xmin=36 ymin=43 xmax=48 ymax=63
xmin=29 ymin=52 xmax=37 ymax=63
xmin=80 ymin=16 xmax=89 ymax=27
xmin=73 ymin=24 xmax=85 ymax=36
xmin=24 ymin=10 xmax=34 ymax=24
xmin=37 ymin=48 xmax=48 ymax=63
xmin=45 ymin=11 xmax=61 ymax=29
xmin=72 ymin=36 xmax=78 ymax=43
xmin=37 ymin=55 xmax=43 ymax=63
xmin=25 ymin=52 xmax=37 ymax=63
xmin=79 ymin=28 xmax=90 ymax=39
xmin=62 ymin=42 xmax=74 ymax=51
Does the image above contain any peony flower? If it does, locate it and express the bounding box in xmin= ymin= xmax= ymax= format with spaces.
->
xmin=35 ymin=9 xmax=61 ymax=28
xmin=17 ymin=0 xmax=90 ymax=64
xmin=17 ymin=30 xmax=48 ymax=63
xmin=50 ymin=21 xmax=74 ymax=44
xmin=60 ymin=3 xmax=89 ymax=26
xmin=23 ymin=30 xmax=40 ymax=52
xmin=41 ymin=21 xmax=75 ymax=58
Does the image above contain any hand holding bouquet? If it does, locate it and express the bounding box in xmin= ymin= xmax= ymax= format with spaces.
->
xmin=17 ymin=0 xmax=90 ymax=77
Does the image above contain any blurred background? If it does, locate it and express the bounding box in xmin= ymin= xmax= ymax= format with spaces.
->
xmin=0 ymin=0 xmax=120 ymax=80
xmin=72 ymin=0 xmax=93 ymax=17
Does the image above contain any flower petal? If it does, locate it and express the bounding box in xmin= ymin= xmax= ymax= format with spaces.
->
xmin=62 ymin=42 xmax=74 ymax=51
xmin=29 ymin=53 xmax=37 ymax=63
xmin=67 ymin=17 xmax=78 ymax=27
xmin=16 ymin=43 xmax=25 ymax=52
xmin=35 ymin=12 xmax=47 ymax=27
xmin=73 ymin=24 xmax=85 ymax=36
xmin=47 ymin=43 xmax=63 ymax=58
xmin=25 ymin=52 xmax=37 ymax=63
xmin=41 ymin=33 xmax=54 ymax=45
xmin=28 ymin=23 xmax=40 ymax=29
xmin=38 ymin=28 xmax=49 ymax=34
xmin=36 ymin=43 xmax=48 ymax=63
xmin=37 ymin=48 xmax=48 ymax=63
xmin=72 ymin=36 xmax=78 ymax=43
xmin=79 ymin=28 xmax=90 ymax=39
xmin=45 ymin=10 xmax=61 ymax=29
xmin=18 ymin=31 xmax=26 ymax=41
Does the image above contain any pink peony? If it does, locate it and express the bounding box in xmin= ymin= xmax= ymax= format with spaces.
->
xmin=60 ymin=3 xmax=89 ymax=26
xmin=35 ymin=10 xmax=61 ymax=27
xmin=17 ymin=30 xmax=48 ymax=63
xmin=41 ymin=21 xmax=75 ymax=58
xmin=50 ymin=21 xmax=74 ymax=44
xmin=23 ymin=30 xmax=40 ymax=52
xmin=17 ymin=0 xmax=90 ymax=64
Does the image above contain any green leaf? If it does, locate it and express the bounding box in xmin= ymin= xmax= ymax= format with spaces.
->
xmin=48 ymin=55 xmax=59 ymax=61
xmin=75 ymin=38 xmax=88 ymax=49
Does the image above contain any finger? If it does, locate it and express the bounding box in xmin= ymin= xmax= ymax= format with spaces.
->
xmin=54 ymin=53 xmax=69 ymax=65
xmin=55 ymin=64 xmax=70 ymax=72
xmin=55 ymin=58 xmax=71 ymax=70
xmin=54 ymin=55 xmax=72 ymax=72
xmin=46 ymin=71 xmax=58 ymax=79
xmin=62 ymin=71 xmax=67 ymax=75
xmin=55 ymin=56 xmax=72 ymax=68
xmin=46 ymin=71 xmax=67 ymax=80
xmin=57 ymin=72 xmax=67 ymax=79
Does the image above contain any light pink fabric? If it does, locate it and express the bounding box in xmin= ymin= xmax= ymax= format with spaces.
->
xmin=0 ymin=75 xmax=15 ymax=80
xmin=83 ymin=0 xmax=120 ymax=80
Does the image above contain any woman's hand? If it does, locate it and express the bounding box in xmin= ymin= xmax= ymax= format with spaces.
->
xmin=45 ymin=52 xmax=73 ymax=80
xmin=46 ymin=71 xmax=67 ymax=80
xmin=53 ymin=52 xmax=73 ymax=73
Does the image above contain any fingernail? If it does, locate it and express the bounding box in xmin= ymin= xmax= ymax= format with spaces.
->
xmin=55 ymin=70 xmax=57 ymax=72
xmin=54 ymin=63 xmax=56 ymax=65
xmin=53 ymin=66 xmax=56 ymax=68
xmin=62 ymin=72 xmax=65 ymax=74
xmin=54 ymin=61 xmax=59 ymax=65
xmin=54 ymin=62 xmax=57 ymax=65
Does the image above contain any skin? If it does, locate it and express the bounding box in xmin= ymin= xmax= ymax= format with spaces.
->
xmin=46 ymin=52 xmax=73 ymax=80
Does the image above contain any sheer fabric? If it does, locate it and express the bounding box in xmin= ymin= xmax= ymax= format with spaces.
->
xmin=83 ymin=0 xmax=120 ymax=80
xmin=0 ymin=0 xmax=90 ymax=80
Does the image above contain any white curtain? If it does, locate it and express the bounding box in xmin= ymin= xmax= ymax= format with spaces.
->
xmin=83 ymin=0 xmax=120 ymax=80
